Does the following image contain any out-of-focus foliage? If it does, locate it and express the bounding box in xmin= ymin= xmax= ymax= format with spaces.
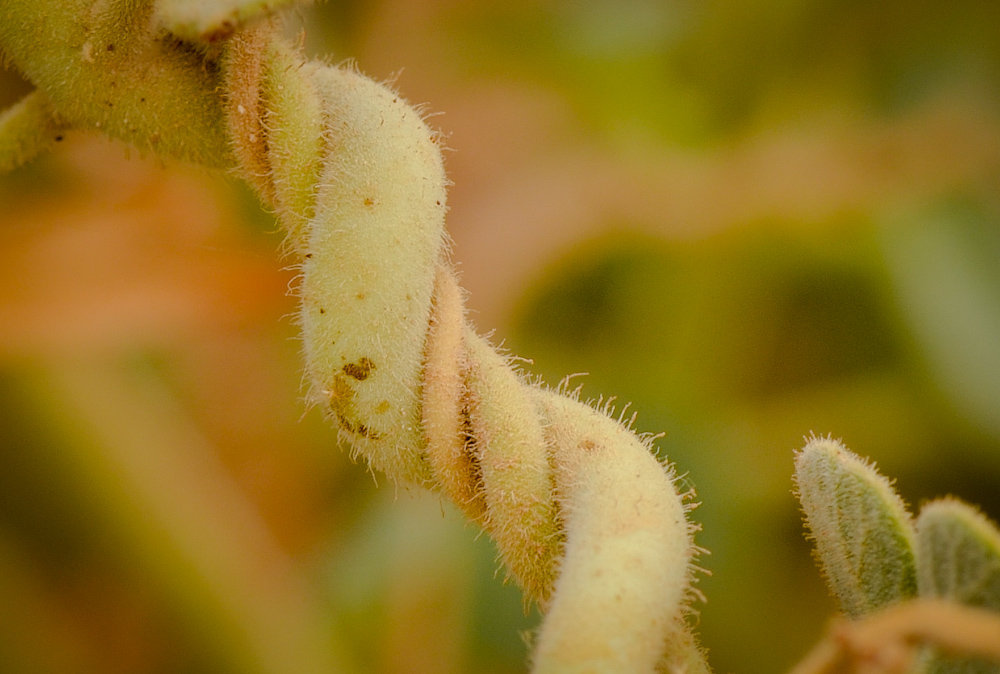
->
xmin=2 ymin=0 xmax=1000 ymax=673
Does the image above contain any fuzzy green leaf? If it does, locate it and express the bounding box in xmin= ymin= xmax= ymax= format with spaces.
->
xmin=917 ymin=499 xmax=1000 ymax=674
xmin=917 ymin=498 xmax=1000 ymax=607
xmin=794 ymin=437 xmax=918 ymax=617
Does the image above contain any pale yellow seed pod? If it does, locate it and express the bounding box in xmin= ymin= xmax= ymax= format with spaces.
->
xmin=531 ymin=391 xmax=692 ymax=674
xmin=300 ymin=65 xmax=448 ymax=484
xmin=422 ymin=269 xmax=483 ymax=519
xmin=261 ymin=49 xmax=324 ymax=253
xmin=465 ymin=331 xmax=561 ymax=604
xmin=157 ymin=0 xmax=303 ymax=42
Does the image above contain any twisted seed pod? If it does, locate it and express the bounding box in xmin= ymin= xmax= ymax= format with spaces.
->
xmin=0 ymin=4 xmax=708 ymax=671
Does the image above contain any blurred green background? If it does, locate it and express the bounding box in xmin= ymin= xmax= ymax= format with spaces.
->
xmin=2 ymin=1 xmax=1000 ymax=673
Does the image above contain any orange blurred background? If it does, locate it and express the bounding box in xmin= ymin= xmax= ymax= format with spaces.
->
xmin=2 ymin=1 xmax=1000 ymax=673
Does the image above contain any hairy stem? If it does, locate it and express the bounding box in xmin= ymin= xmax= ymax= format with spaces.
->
xmin=0 ymin=91 xmax=66 ymax=172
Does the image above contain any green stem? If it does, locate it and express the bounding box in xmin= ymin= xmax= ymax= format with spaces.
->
xmin=0 ymin=91 xmax=66 ymax=173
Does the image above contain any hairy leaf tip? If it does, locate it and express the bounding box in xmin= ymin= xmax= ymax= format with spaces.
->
xmin=793 ymin=435 xmax=917 ymax=617
xmin=916 ymin=499 xmax=1000 ymax=674
xmin=917 ymin=498 xmax=1000 ymax=608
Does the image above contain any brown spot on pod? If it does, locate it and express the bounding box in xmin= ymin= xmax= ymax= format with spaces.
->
xmin=342 ymin=357 xmax=375 ymax=381
xmin=327 ymin=374 xmax=382 ymax=440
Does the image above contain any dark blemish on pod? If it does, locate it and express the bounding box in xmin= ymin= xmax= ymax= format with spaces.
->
xmin=356 ymin=423 xmax=378 ymax=438
xmin=356 ymin=292 xmax=366 ymax=300
xmin=458 ymin=405 xmax=487 ymax=512
xmin=305 ymin=253 xmax=313 ymax=259
xmin=319 ymin=308 xmax=325 ymax=314
xmin=343 ymin=357 xmax=375 ymax=381
xmin=328 ymin=374 xmax=382 ymax=440
xmin=580 ymin=439 xmax=598 ymax=453
xmin=363 ymin=197 xmax=375 ymax=207
xmin=107 ymin=43 xmax=115 ymax=51
xmin=341 ymin=417 xmax=380 ymax=440
xmin=375 ymin=400 xmax=390 ymax=414
xmin=55 ymin=135 xmax=63 ymax=142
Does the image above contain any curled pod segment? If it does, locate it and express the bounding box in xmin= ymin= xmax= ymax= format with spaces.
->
xmin=300 ymin=65 xmax=449 ymax=484
xmin=531 ymin=391 xmax=701 ymax=674
xmin=223 ymin=30 xmax=449 ymax=483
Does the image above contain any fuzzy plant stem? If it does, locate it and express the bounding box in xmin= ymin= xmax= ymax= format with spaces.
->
xmin=788 ymin=599 xmax=1000 ymax=674
xmin=0 ymin=91 xmax=67 ymax=172
xmin=0 ymin=2 xmax=708 ymax=671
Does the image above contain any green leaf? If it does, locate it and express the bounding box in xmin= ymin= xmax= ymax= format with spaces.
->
xmin=917 ymin=499 xmax=1000 ymax=674
xmin=917 ymin=499 xmax=1000 ymax=607
xmin=793 ymin=436 xmax=918 ymax=617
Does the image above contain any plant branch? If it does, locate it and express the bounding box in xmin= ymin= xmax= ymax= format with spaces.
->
xmin=791 ymin=599 xmax=1000 ymax=674
xmin=0 ymin=91 xmax=66 ymax=173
